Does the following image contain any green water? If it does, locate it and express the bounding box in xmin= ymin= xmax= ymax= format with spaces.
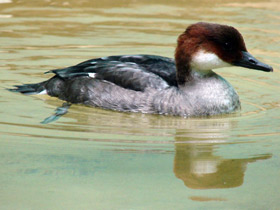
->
xmin=0 ymin=0 xmax=280 ymax=209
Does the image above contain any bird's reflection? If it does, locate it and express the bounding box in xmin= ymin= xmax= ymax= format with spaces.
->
xmin=174 ymin=131 xmax=272 ymax=189
xmin=42 ymin=99 xmax=272 ymax=190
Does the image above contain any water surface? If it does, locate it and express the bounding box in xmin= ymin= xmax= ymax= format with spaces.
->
xmin=0 ymin=0 xmax=280 ymax=209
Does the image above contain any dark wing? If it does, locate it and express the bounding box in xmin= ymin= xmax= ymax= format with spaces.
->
xmin=46 ymin=55 xmax=177 ymax=91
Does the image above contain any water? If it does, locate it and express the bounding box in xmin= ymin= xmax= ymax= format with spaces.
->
xmin=0 ymin=0 xmax=280 ymax=209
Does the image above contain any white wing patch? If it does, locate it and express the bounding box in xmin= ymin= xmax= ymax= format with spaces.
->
xmin=121 ymin=55 xmax=143 ymax=59
xmin=88 ymin=73 xmax=96 ymax=78
xmin=191 ymin=50 xmax=231 ymax=71
xmin=37 ymin=90 xmax=47 ymax=95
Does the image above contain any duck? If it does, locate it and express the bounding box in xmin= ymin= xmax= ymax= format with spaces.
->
xmin=10 ymin=22 xmax=273 ymax=119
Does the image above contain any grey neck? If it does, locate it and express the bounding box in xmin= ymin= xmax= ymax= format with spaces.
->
xmin=180 ymin=70 xmax=240 ymax=115
xmin=151 ymin=70 xmax=240 ymax=117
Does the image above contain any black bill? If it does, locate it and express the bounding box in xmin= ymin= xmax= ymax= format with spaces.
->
xmin=233 ymin=51 xmax=273 ymax=72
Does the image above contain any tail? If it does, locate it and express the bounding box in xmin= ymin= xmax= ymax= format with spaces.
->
xmin=8 ymin=81 xmax=47 ymax=95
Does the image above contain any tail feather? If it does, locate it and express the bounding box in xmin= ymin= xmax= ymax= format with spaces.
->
xmin=8 ymin=82 xmax=47 ymax=95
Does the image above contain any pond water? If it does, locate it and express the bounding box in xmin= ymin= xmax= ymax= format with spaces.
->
xmin=0 ymin=0 xmax=280 ymax=209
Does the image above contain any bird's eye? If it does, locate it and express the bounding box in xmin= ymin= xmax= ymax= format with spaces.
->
xmin=223 ymin=42 xmax=233 ymax=51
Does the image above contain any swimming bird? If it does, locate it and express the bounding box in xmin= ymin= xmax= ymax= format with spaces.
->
xmin=10 ymin=22 xmax=273 ymax=119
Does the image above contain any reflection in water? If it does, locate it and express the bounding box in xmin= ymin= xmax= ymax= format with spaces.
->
xmin=173 ymin=121 xmax=272 ymax=190
xmin=40 ymin=100 xmax=273 ymax=191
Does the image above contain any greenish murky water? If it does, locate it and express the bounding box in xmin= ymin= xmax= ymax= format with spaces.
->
xmin=0 ymin=0 xmax=280 ymax=209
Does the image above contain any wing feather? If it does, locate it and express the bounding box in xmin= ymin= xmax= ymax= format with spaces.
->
xmin=46 ymin=55 xmax=177 ymax=91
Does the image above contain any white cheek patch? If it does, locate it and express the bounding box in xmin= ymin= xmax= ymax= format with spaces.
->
xmin=191 ymin=50 xmax=231 ymax=71
xmin=88 ymin=73 xmax=96 ymax=78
